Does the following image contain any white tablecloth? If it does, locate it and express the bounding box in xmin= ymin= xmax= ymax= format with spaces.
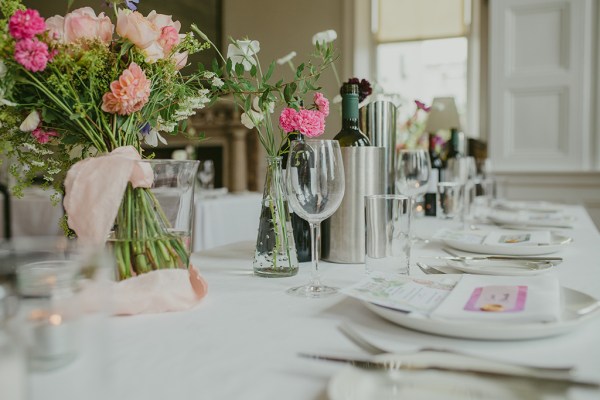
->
xmin=193 ymin=192 xmax=262 ymax=251
xmin=0 ymin=187 xmax=63 ymax=238
xmin=29 ymin=205 xmax=600 ymax=400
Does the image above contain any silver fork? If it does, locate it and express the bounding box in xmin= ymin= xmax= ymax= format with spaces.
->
xmin=338 ymin=322 xmax=575 ymax=372
xmin=416 ymin=262 xmax=448 ymax=275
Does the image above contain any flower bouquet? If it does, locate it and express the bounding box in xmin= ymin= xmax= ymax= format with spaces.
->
xmin=0 ymin=0 xmax=214 ymax=280
xmin=196 ymin=32 xmax=336 ymax=276
xmin=397 ymin=100 xmax=431 ymax=150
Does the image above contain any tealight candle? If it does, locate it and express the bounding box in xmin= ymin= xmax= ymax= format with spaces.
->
xmin=29 ymin=310 xmax=77 ymax=370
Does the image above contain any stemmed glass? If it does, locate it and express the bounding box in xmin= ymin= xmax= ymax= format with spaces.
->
xmin=197 ymin=160 xmax=215 ymax=189
xmin=395 ymin=149 xmax=431 ymax=242
xmin=286 ymin=140 xmax=345 ymax=298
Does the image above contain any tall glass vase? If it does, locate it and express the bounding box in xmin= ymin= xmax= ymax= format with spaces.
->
xmin=253 ymin=156 xmax=299 ymax=277
xmin=108 ymin=160 xmax=199 ymax=280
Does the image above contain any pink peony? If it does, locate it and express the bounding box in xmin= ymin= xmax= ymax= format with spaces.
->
xmin=14 ymin=38 xmax=50 ymax=72
xmin=313 ymin=92 xmax=329 ymax=116
xmin=279 ymin=108 xmax=300 ymax=133
xmin=8 ymin=9 xmax=46 ymax=40
xmin=31 ymin=128 xmax=58 ymax=144
xmin=101 ymin=62 xmax=151 ymax=115
xmin=297 ymin=109 xmax=325 ymax=137
xmin=46 ymin=7 xmax=114 ymax=45
xmin=117 ymin=10 xmax=182 ymax=63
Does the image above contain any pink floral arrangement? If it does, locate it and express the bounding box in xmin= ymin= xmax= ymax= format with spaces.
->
xmin=0 ymin=0 xmax=213 ymax=195
xmin=279 ymin=92 xmax=330 ymax=138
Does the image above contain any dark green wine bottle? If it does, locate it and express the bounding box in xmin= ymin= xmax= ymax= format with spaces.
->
xmin=333 ymin=83 xmax=371 ymax=146
xmin=280 ymin=132 xmax=311 ymax=262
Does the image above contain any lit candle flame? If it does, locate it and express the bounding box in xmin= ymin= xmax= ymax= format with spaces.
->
xmin=48 ymin=314 xmax=62 ymax=325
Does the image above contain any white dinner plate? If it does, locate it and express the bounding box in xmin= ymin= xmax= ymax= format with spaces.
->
xmin=442 ymin=231 xmax=571 ymax=256
xmin=445 ymin=259 xmax=555 ymax=276
xmin=363 ymin=284 xmax=600 ymax=340
xmin=492 ymin=200 xmax=564 ymax=214
xmin=328 ymin=352 xmax=566 ymax=400
xmin=487 ymin=211 xmax=575 ymax=229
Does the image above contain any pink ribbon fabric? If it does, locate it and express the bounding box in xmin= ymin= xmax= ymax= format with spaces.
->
xmin=63 ymin=146 xmax=208 ymax=315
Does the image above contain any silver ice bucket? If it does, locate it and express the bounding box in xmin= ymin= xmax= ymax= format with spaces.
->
xmin=321 ymin=147 xmax=386 ymax=264
xmin=359 ymin=101 xmax=398 ymax=195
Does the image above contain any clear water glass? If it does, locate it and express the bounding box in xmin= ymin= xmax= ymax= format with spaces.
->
xmin=437 ymin=181 xmax=464 ymax=220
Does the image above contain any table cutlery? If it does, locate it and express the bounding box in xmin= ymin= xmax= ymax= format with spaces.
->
xmin=442 ymin=248 xmax=563 ymax=262
xmin=337 ymin=322 xmax=574 ymax=373
xmin=416 ymin=262 xmax=448 ymax=275
xmin=299 ymin=353 xmax=598 ymax=387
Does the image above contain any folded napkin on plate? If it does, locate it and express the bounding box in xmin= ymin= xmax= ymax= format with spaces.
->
xmin=111 ymin=265 xmax=208 ymax=315
xmin=430 ymin=275 xmax=560 ymax=323
xmin=482 ymin=230 xmax=551 ymax=246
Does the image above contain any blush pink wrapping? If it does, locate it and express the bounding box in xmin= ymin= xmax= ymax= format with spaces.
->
xmin=64 ymin=146 xmax=208 ymax=314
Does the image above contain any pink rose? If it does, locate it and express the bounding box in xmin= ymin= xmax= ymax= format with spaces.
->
xmin=14 ymin=38 xmax=49 ymax=72
xmin=313 ymin=92 xmax=330 ymax=116
xmin=146 ymin=11 xmax=182 ymax=54
xmin=117 ymin=9 xmax=161 ymax=59
xmin=9 ymin=9 xmax=46 ymax=40
xmin=46 ymin=7 xmax=114 ymax=45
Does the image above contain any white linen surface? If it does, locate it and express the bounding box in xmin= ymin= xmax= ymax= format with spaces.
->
xmin=29 ymin=205 xmax=600 ymax=400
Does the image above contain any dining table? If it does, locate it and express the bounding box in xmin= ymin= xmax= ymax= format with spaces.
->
xmin=28 ymin=204 xmax=600 ymax=400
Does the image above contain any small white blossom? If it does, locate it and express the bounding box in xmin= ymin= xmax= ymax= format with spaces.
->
xmin=227 ymin=40 xmax=260 ymax=72
xmin=19 ymin=110 xmax=40 ymax=132
xmin=276 ymin=51 xmax=297 ymax=65
xmin=30 ymin=160 xmax=45 ymax=167
xmin=202 ymin=71 xmax=216 ymax=79
xmin=312 ymin=29 xmax=337 ymax=45
xmin=156 ymin=116 xmax=177 ymax=133
xmin=252 ymin=97 xmax=274 ymax=114
xmin=211 ymin=76 xmax=224 ymax=88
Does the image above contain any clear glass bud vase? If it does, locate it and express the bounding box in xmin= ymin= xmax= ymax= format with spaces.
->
xmin=253 ymin=156 xmax=299 ymax=277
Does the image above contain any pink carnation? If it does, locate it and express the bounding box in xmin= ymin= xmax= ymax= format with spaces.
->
xmin=31 ymin=128 xmax=58 ymax=144
xmin=14 ymin=38 xmax=50 ymax=72
xmin=297 ymin=109 xmax=325 ymax=138
xmin=313 ymin=92 xmax=329 ymax=116
xmin=8 ymin=9 xmax=46 ymax=40
xmin=101 ymin=62 xmax=151 ymax=115
xmin=279 ymin=108 xmax=300 ymax=133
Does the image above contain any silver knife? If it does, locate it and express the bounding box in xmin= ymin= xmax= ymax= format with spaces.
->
xmin=299 ymin=353 xmax=599 ymax=388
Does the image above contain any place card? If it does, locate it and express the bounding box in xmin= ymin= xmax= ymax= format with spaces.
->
xmin=430 ymin=275 xmax=561 ymax=323
xmin=482 ymin=230 xmax=551 ymax=246
xmin=342 ymin=274 xmax=455 ymax=315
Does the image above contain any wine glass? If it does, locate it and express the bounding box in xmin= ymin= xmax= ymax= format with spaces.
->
xmin=395 ymin=149 xmax=431 ymax=242
xmin=197 ymin=160 xmax=215 ymax=189
xmin=286 ymin=140 xmax=345 ymax=298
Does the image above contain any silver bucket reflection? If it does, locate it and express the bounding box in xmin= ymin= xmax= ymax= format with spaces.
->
xmin=359 ymin=100 xmax=398 ymax=195
xmin=321 ymin=147 xmax=385 ymax=264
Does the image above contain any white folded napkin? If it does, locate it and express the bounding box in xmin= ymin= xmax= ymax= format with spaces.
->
xmin=430 ymin=275 xmax=561 ymax=323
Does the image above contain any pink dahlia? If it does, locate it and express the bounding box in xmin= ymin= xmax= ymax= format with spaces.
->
xmin=313 ymin=92 xmax=329 ymax=116
xmin=8 ymin=9 xmax=46 ymax=40
xmin=31 ymin=128 xmax=58 ymax=144
xmin=14 ymin=38 xmax=50 ymax=72
xmin=101 ymin=63 xmax=151 ymax=115
xmin=297 ymin=109 xmax=325 ymax=138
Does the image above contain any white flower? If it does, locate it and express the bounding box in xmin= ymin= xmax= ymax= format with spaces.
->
xmin=0 ymin=88 xmax=17 ymax=107
xmin=332 ymin=94 xmax=342 ymax=104
xmin=140 ymin=127 xmax=168 ymax=147
xmin=252 ymin=97 xmax=274 ymax=114
xmin=202 ymin=71 xmax=216 ymax=79
xmin=211 ymin=76 xmax=224 ymax=88
xmin=171 ymin=149 xmax=187 ymax=160
xmin=0 ymin=60 xmax=6 ymax=78
xmin=19 ymin=110 xmax=40 ymax=132
xmin=312 ymin=29 xmax=337 ymax=45
xmin=227 ymin=40 xmax=260 ymax=71
xmin=240 ymin=110 xmax=263 ymax=129
xmin=276 ymin=51 xmax=297 ymax=65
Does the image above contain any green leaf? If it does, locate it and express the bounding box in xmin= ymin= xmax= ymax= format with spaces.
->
xmin=225 ymin=58 xmax=233 ymax=74
xmin=264 ymin=61 xmax=275 ymax=81
xmin=283 ymin=85 xmax=292 ymax=103
xmin=250 ymin=64 xmax=257 ymax=77
xmin=235 ymin=62 xmax=244 ymax=76
xmin=275 ymin=79 xmax=284 ymax=88
xmin=197 ymin=63 xmax=206 ymax=73
xmin=244 ymin=95 xmax=251 ymax=111
xmin=213 ymin=58 xmax=220 ymax=73
xmin=295 ymin=63 xmax=305 ymax=79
